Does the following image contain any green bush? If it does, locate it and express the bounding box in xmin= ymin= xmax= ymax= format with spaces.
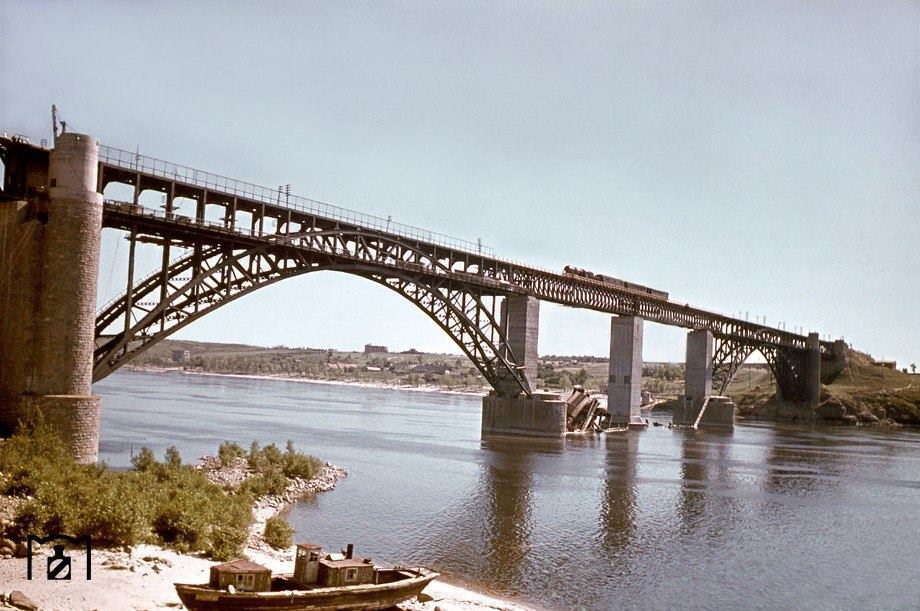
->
xmin=244 ymin=440 xmax=322 ymax=482
xmin=218 ymin=441 xmax=246 ymax=467
xmin=5 ymin=432 xmax=153 ymax=547
xmin=164 ymin=445 xmax=183 ymax=468
xmin=1 ymin=428 xmax=325 ymax=559
xmin=1 ymin=428 xmax=254 ymax=555
xmin=210 ymin=524 xmax=248 ymax=561
xmin=263 ymin=516 xmax=294 ymax=550
xmin=282 ymin=440 xmax=323 ymax=480
xmin=131 ymin=447 xmax=158 ymax=472
xmin=240 ymin=469 xmax=289 ymax=497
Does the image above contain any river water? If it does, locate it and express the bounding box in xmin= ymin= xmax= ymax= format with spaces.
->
xmin=95 ymin=370 xmax=920 ymax=609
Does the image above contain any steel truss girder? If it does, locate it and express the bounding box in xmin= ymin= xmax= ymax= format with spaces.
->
xmin=712 ymin=338 xmax=757 ymax=395
xmin=711 ymin=337 xmax=812 ymax=403
xmin=94 ymin=241 xmax=531 ymax=396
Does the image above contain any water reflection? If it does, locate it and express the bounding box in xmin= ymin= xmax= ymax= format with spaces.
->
xmin=675 ymin=428 xmax=740 ymax=540
xmin=600 ymin=432 xmax=639 ymax=552
xmin=763 ymin=426 xmax=845 ymax=495
xmin=416 ymin=436 xmax=563 ymax=596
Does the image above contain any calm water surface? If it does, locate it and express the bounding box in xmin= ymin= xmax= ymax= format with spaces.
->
xmin=95 ymin=371 xmax=920 ymax=609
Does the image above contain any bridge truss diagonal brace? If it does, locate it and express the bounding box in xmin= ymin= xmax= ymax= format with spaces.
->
xmin=712 ymin=335 xmax=820 ymax=406
xmin=94 ymin=241 xmax=533 ymax=398
xmin=711 ymin=337 xmax=757 ymax=396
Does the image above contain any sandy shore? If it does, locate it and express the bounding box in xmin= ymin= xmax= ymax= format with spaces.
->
xmin=0 ymin=459 xmax=529 ymax=611
xmin=127 ymin=366 xmax=489 ymax=397
xmin=0 ymin=547 xmax=529 ymax=611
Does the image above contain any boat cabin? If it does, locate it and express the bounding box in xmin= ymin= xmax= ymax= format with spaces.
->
xmin=318 ymin=556 xmax=375 ymax=587
xmin=293 ymin=542 xmax=376 ymax=587
xmin=209 ymin=559 xmax=272 ymax=592
xmin=293 ymin=542 xmax=323 ymax=585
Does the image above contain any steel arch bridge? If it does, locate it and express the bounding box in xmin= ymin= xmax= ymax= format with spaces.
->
xmin=1 ymin=136 xmax=844 ymax=402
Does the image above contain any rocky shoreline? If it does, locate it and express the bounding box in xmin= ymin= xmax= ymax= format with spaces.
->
xmin=196 ymin=454 xmax=348 ymax=567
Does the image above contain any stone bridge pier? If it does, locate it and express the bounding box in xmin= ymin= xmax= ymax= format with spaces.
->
xmin=607 ymin=316 xmax=647 ymax=428
xmin=673 ymin=330 xmax=734 ymax=426
xmin=0 ymin=133 xmax=102 ymax=463
xmin=481 ymin=295 xmax=567 ymax=438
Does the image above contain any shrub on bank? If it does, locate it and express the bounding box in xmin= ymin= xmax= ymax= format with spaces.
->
xmin=218 ymin=441 xmax=247 ymax=466
xmin=245 ymin=440 xmax=324 ymax=481
xmin=0 ymin=427 xmax=324 ymax=559
xmin=240 ymin=469 xmax=289 ymax=497
xmin=263 ymin=516 xmax=294 ymax=549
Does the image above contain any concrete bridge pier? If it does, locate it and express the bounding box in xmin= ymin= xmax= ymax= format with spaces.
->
xmin=821 ymin=339 xmax=848 ymax=383
xmin=482 ymin=295 xmax=566 ymax=438
xmin=607 ymin=316 xmax=647 ymax=428
xmin=802 ymin=332 xmax=822 ymax=405
xmin=0 ymin=133 xmax=102 ymax=462
xmin=673 ymin=329 xmax=735 ymax=426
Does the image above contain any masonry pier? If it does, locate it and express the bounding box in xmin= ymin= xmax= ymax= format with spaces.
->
xmin=481 ymin=295 xmax=567 ymax=437
xmin=673 ymin=329 xmax=735 ymax=427
xmin=0 ymin=133 xmax=102 ymax=462
xmin=607 ymin=316 xmax=647 ymax=428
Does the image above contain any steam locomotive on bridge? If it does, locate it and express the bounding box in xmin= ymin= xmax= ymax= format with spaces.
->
xmin=563 ymin=266 xmax=669 ymax=301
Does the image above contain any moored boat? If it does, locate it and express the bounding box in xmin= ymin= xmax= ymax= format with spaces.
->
xmin=175 ymin=542 xmax=438 ymax=611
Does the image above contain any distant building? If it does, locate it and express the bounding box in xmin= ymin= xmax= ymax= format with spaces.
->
xmin=171 ymin=349 xmax=190 ymax=364
xmin=364 ymin=344 xmax=388 ymax=354
xmin=873 ymin=360 xmax=897 ymax=370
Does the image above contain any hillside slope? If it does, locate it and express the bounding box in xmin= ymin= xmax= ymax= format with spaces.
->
xmin=731 ymin=350 xmax=919 ymax=425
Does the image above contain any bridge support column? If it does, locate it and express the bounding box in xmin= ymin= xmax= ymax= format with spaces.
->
xmin=481 ymin=392 xmax=567 ymax=438
xmin=499 ymin=294 xmax=539 ymax=392
xmin=821 ymin=339 xmax=848 ymax=383
xmin=0 ymin=133 xmax=102 ymax=463
xmin=803 ymin=332 xmax=822 ymax=405
xmin=607 ymin=316 xmax=646 ymax=428
xmin=674 ymin=329 xmax=715 ymax=425
xmin=483 ymin=295 xmax=566 ymax=437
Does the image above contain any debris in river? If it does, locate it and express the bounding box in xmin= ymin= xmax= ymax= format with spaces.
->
xmin=564 ymin=386 xmax=612 ymax=432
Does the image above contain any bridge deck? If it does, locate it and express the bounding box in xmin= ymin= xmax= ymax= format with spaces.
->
xmin=101 ymin=199 xmax=824 ymax=355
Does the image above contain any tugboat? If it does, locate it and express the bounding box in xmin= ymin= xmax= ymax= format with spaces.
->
xmin=175 ymin=542 xmax=438 ymax=610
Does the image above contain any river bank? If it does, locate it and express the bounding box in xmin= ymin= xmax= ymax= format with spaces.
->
xmin=127 ymin=365 xmax=489 ymax=397
xmin=0 ymin=450 xmax=529 ymax=611
xmin=0 ymin=546 xmax=531 ymax=610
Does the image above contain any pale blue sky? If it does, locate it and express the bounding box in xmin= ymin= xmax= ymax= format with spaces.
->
xmin=2 ymin=1 xmax=917 ymax=365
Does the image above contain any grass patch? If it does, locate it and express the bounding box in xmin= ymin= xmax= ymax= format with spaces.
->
xmin=0 ymin=426 xmax=324 ymax=560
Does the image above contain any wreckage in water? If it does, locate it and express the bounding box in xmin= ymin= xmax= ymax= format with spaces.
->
xmin=175 ymin=543 xmax=437 ymax=610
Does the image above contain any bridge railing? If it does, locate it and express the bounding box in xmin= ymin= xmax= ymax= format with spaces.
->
xmin=98 ymin=145 xmax=496 ymax=258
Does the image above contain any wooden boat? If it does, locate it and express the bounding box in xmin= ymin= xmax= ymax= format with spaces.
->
xmin=175 ymin=567 xmax=437 ymax=610
xmin=175 ymin=543 xmax=438 ymax=610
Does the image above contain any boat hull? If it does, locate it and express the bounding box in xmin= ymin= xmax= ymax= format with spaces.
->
xmin=176 ymin=569 xmax=438 ymax=611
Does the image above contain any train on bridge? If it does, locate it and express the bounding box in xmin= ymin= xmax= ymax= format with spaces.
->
xmin=563 ymin=266 xmax=669 ymax=301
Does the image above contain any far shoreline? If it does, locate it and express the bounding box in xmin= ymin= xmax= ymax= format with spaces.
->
xmin=123 ymin=365 xmax=491 ymax=398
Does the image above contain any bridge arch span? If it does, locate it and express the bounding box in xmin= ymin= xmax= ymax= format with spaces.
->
xmin=94 ymin=233 xmax=532 ymax=396
xmin=711 ymin=335 xmax=816 ymax=404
